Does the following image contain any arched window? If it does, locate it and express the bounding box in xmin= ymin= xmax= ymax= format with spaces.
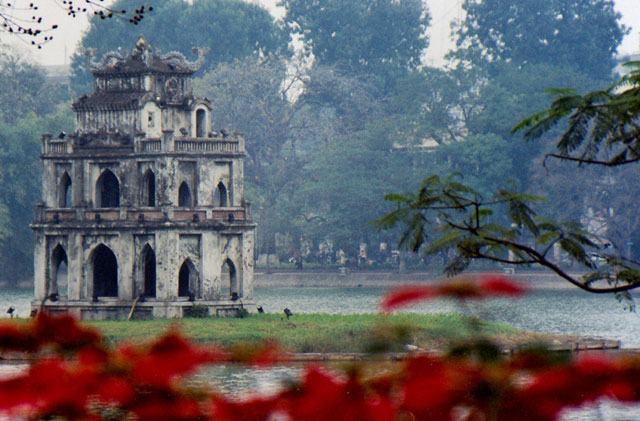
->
xmin=51 ymin=244 xmax=68 ymax=297
xmin=195 ymin=108 xmax=206 ymax=137
xmin=221 ymin=259 xmax=238 ymax=297
xmin=92 ymin=244 xmax=118 ymax=297
xmin=142 ymin=170 xmax=155 ymax=207
xmin=178 ymin=182 xmax=192 ymax=207
xmin=96 ymin=169 xmax=120 ymax=208
xmin=214 ymin=182 xmax=228 ymax=207
xmin=142 ymin=244 xmax=156 ymax=297
xmin=59 ymin=172 xmax=71 ymax=208
xmin=178 ymin=259 xmax=197 ymax=297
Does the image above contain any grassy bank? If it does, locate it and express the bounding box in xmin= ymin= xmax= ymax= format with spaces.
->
xmin=86 ymin=313 xmax=526 ymax=353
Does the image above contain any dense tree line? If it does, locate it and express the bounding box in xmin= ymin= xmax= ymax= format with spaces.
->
xmin=0 ymin=0 xmax=632 ymax=282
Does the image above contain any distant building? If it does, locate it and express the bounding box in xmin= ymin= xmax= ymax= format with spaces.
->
xmin=32 ymin=36 xmax=256 ymax=319
xmin=42 ymin=64 xmax=71 ymax=88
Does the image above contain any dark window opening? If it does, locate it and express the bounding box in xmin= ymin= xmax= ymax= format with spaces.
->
xmin=59 ymin=172 xmax=71 ymax=208
xmin=143 ymin=170 xmax=155 ymax=207
xmin=51 ymin=245 xmax=68 ymax=297
xmin=214 ymin=182 xmax=228 ymax=207
xmin=142 ymin=245 xmax=156 ymax=297
xmin=93 ymin=244 xmax=118 ymax=297
xmin=96 ymin=170 xmax=120 ymax=208
xmin=178 ymin=259 xmax=196 ymax=297
xmin=222 ymin=259 xmax=238 ymax=297
xmin=196 ymin=109 xmax=206 ymax=137
xmin=178 ymin=182 xmax=192 ymax=207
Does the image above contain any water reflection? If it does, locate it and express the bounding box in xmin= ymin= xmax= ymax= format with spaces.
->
xmin=195 ymin=364 xmax=301 ymax=398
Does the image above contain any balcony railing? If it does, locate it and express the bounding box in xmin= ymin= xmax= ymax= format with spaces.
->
xmin=174 ymin=139 xmax=239 ymax=153
xmin=47 ymin=141 xmax=68 ymax=154
xmin=43 ymin=134 xmax=244 ymax=155
xmin=35 ymin=207 xmax=248 ymax=224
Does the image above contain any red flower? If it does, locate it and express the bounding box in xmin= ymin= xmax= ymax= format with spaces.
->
xmin=211 ymin=394 xmax=280 ymax=421
xmin=381 ymin=274 xmax=525 ymax=312
xmin=281 ymin=367 xmax=395 ymax=421
xmin=0 ymin=323 xmax=39 ymax=352
xmin=477 ymin=273 xmax=526 ymax=297
xmin=126 ymin=332 xmax=225 ymax=388
xmin=129 ymin=396 xmax=206 ymax=421
xmin=33 ymin=312 xmax=102 ymax=350
xmin=380 ymin=286 xmax=435 ymax=312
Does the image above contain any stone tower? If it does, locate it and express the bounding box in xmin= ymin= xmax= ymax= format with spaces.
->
xmin=32 ymin=37 xmax=256 ymax=319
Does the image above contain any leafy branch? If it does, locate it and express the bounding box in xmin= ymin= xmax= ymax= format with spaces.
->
xmin=377 ymin=174 xmax=640 ymax=295
xmin=513 ymin=62 xmax=640 ymax=166
xmin=0 ymin=1 xmax=152 ymax=48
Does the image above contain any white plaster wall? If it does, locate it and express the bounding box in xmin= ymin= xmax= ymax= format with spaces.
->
xmin=142 ymin=101 xmax=162 ymax=138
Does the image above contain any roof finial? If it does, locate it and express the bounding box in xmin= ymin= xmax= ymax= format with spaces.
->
xmin=134 ymin=35 xmax=148 ymax=55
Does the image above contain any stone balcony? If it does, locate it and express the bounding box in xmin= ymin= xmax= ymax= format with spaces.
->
xmin=41 ymin=132 xmax=245 ymax=156
xmin=33 ymin=206 xmax=249 ymax=226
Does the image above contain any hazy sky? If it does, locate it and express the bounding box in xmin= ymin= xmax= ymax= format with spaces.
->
xmin=6 ymin=0 xmax=640 ymax=67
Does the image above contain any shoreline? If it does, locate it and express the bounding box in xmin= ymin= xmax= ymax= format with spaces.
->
xmin=254 ymin=269 xmax=588 ymax=290
xmin=1 ymin=270 xmax=596 ymax=290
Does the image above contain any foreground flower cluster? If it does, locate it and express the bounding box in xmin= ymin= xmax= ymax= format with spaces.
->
xmin=1 ymin=275 xmax=639 ymax=420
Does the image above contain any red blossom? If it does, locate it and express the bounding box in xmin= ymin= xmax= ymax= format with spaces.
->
xmin=381 ymin=274 xmax=526 ymax=312
xmin=477 ymin=273 xmax=526 ymax=297
xmin=211 ymin=394 xmax=280 ymax=421
xmin=280 ymin=367 xmax=395 ymax=421
xmin=33 ymin=312 xmax=102 ymax=350
xmin=380 ymin=286 xmax=434 ymax=312
xmin=125 ymin=332 xmax=225 ymax=388
xmin=129 ymin=396 xmax=206 ymax=421
xmin=0 ymin=323 xmax=39 ymax=352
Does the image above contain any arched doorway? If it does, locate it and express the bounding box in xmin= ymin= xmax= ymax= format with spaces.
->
xmin=195 ymin=108 xmax=206 ymax=137
xmin=92 ymin=244 xmax=118 ymax=297
xmin=96 ymin=169 xmax=120 ymax=208
xmin=178 ymin=182 xmax=192 ymax=207
xmin=59 ymin=172 xmax=71 ymax=208
xmin=178 ymin=259 xmax=197 ymax=297
xmin=142 ymin=244 xmax=156 ymax=297
xmin=51 ymin=244 xmax=68 ymax=297
xmin=214 ymin=182 xmax=228 ymax=207
xmin=222 ymin=259 xmax=238 ymax=298
xmin=142 ymin=170 xmax=155 ymax=207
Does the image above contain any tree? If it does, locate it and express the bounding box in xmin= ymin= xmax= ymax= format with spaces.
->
xmin=452 ymin=0 xmax=627 ymax=79
xmin=0 ymin=1 xmax=150 ymax=48
xmin=0 ymin=50 xmax=63 ymax=123
xmin=71 ymin=0 xmax=287 ymax=92
xmin=378 ymin=64 xmax=640 ymax=302
xmin=280 ymin=0 xmax=429 ymax=88
xmin=195 ymin=56 xmax=307 ymax=259
xmin=292 ymin=120 xmax=415 ymax=256
xmin=0 ymin=110 xmax=73 ymax=282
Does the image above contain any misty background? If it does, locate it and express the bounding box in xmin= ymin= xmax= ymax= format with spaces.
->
xmin=0 ymin=0 xmax=639 ymax=284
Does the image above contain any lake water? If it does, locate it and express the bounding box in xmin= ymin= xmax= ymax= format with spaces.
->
xmin=3 ymin=285 xmax=640 ymax=347
xmin=2 ymin=284 xmax=640 ymax=419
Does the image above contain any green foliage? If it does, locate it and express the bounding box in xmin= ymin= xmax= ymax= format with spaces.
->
xmin=280 ymin=0 xmax=429 ymax=88
xmin=514 ymin=63 xmax=640 ymax=167
xmin=0 ymin=51 xmax=66 ymax=123
xmin=376 ymin=174 xmax=640 ymax=291
xmin=453 ymin=0 xmax=627 ymax=79
xmin=71 ymin=0 xmax=287 ymax=93
xmin=0 ymin=110 xmax=73 ymax=281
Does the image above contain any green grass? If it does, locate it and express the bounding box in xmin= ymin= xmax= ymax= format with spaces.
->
xmin=86 ymin=313 xmax=517 ymax=353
